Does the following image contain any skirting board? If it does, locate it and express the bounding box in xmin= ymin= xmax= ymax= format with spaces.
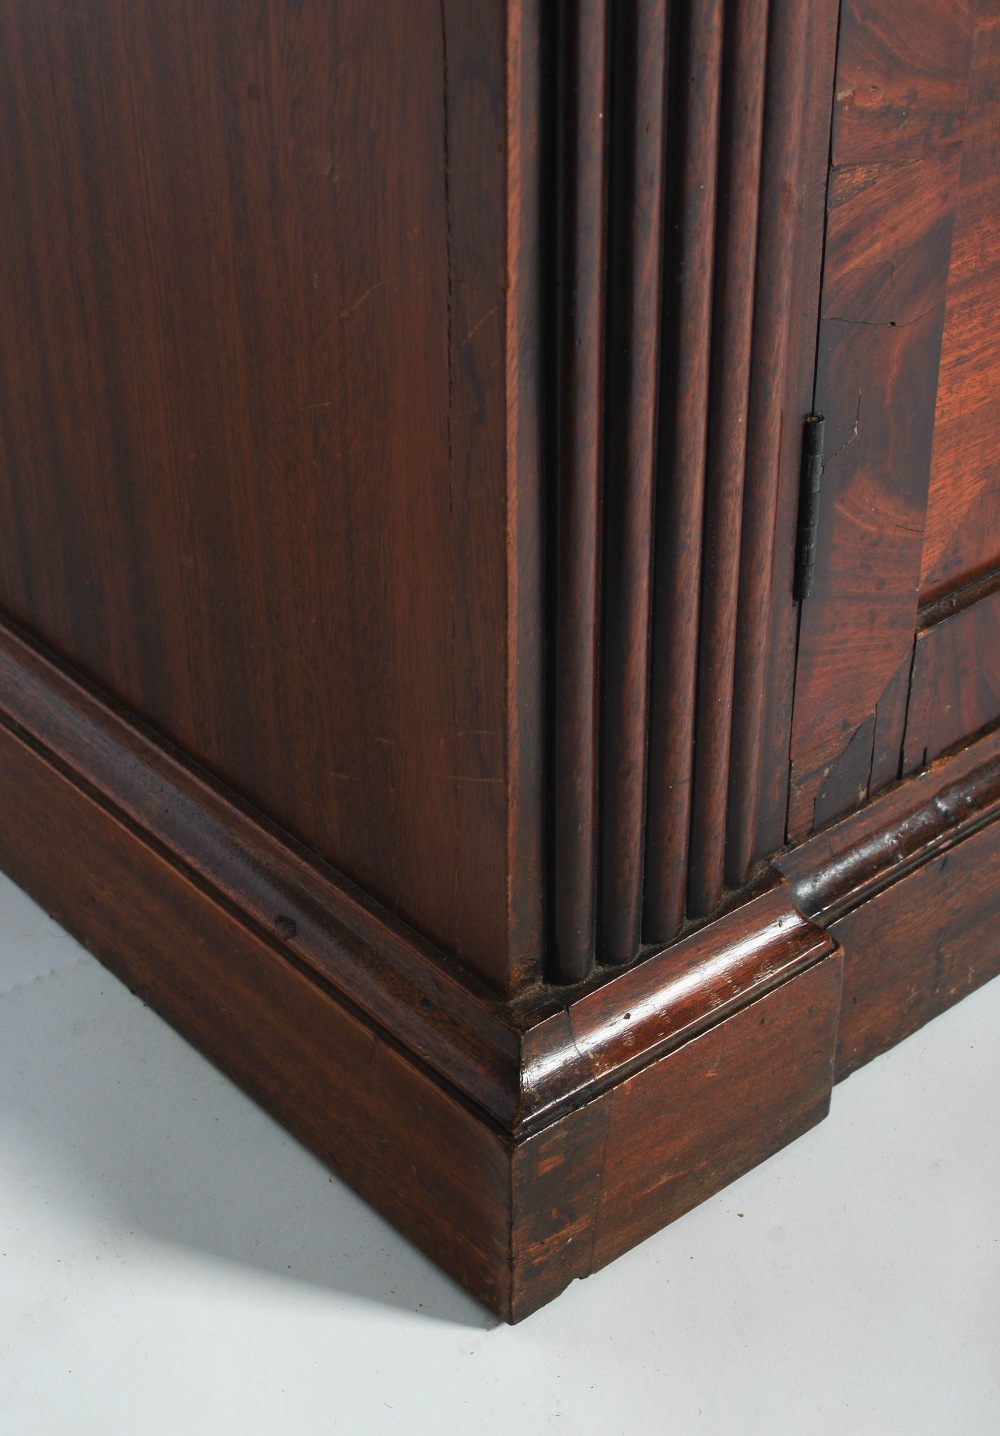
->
xmin=0 ymin=619 xmax=998 ymax=1321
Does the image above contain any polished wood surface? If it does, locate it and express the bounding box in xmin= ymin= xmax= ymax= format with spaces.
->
xmin=551 ymin=0 xmax=610 ymax=982
xmin=0 ymin=691 xmax=515 ymax=1314
xmin=779 ymin=726 xmax=1000 ymax=1080
xmin=0 ymin=0 xmax=534 ymax=993
xmin=0 ymin=611 xmax=845 ymax=1321
xmin=903 ymin=585 xmax=1000 ymax=773
xmin=754 ymin=0 xmax=843 ymax=857
xmin=687 ymin=0 xmax=768 ymax=917
xmin=598 ymin=0 xmax=668 ymax=965
xmin=643 ymin=0 xmax=724 ymax=940
xmin=513 ymin=948 xmax=841 ymax=1318
xmin=723 ymin=0 xmax=814 ymax=886
xmin=921 ymin=0 xmax=1000 ymax=602
xmin=1 ymin=0 xmax=999 ymax=1323
xmin=789 ymin=0 xmax=975 ymax=836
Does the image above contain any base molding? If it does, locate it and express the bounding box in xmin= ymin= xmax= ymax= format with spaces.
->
xmin=0 ymin=621 xmax=997 ymax=1320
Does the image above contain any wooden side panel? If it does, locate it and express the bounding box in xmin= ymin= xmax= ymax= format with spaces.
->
xmin=902 ymin=588 xmax=1000 ymax=773
xmin=0 ymin=0 xmax=521 ymax=990
xmin=921 ymin=2 xmax=1000 ymax=603
xmin=788 ymin=0 xmax=975 ymax=837
xmin=511 ymin=952 xmax=842 ymax=1320
xmin=833 ymin=817 xmax=1000 ymax=1079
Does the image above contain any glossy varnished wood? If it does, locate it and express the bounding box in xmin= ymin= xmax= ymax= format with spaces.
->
xmin=0 ymin=697 xmax=516 ymax=1314
xmin=644 ymin=0 xmax=724 ymax=940
xmin=0 ymin=0 xmax=530 ymax=991
xmin=551 ymin=0 xmax=610 ymax=982
xmin=3 ymin=576 xmax=1000 ymax=1318
xmin=512 ymin=946 xmax=841 ymax=1318
xmin=598 ymin=0 xmax=668 ymax=964
xmin=0 ymin=613 xmax=848 ymax=1320
xmin=779 ymin=726 xmax=1000 ymax=1079
xmin=788 ymin=0 xmax=975 ymax=836
xmin=921 ymin=1 xmax=1000 ymax=602
xmin=753 ymin=0 xmax=842 ymax=856
xmin=902 ymin=586 xmax=1000 ymax=773
xmin=724 ymin=0 xmax=812 ymax=886
xmin=2 ymin=0 xmax=1000 ymax=1325
xmin=687 ymin=0 xmax=768 ymax=917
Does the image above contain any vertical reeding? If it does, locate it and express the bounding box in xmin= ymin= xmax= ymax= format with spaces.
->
xmin=504 ymin=0 xmax=546 ymax=985
xmin=725 ymin=0 xmax=810 ymax=889
xmin=598 ymin=0 xmax=670 ymax=965
xmin=687 ymin=0 xmax=769 ymax=918
xmin=552 ymin=0 xmax=610 ymax=983
xmin=643 ymin=0 xmax=724 ymax=943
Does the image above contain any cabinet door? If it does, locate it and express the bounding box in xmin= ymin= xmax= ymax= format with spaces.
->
xmin=788 ymin=0 xmax=1000 ymax=836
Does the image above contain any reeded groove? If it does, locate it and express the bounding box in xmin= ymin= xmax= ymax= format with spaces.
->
xmin=598 ymin=0 xmax=670 ymax=965
xmin=643 ymin=0 xmax=725 ymax=943
xmin=725 ymin=0 xmax=811 ymax=890
xmin=551 ymin=0 xmax=611 ymax=983
xmin=687 ymin=0 xmax=770 ymax=918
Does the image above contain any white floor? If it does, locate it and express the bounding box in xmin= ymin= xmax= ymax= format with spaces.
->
xmin=0 ymin=869 xmax=997 ymax=1436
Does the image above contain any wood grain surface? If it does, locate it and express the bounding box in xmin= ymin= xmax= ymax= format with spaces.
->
xmin=0 ymin=704 xmax=517 ymax=1315
xmin=2 ymin=580 xmax=998 ymax=1321
xmin=512 ymin=949 xmax=842 ymax=1318
xmin=644 ymin=0 xmax=724 ymax=941
xmin=598 ymin=0 xmax=668 ymax=965
xmin=687 ymin=0 xmax=769 ymax=917
xmin=831 ymin=818 xmax=1000 ymax=1078
xmin=752 ymin=0 xmax=843 ymax=861
xmin=921 ymin=1 xmax=1000 ymax=602
xmin=724 ymin=0 xmax=814 ymax=885
xmin=0 ymin=0 xmax=530 ymax=991
xmin=779 ymin=724 xmax=1000 ymax=1079
xmin=903 ymin=586 xmax=1000 ymax=773
xmin=788 ymin=0 xmax=975 ymax=837
xmin=551 ymin=0 xmax=610 ymax=982
xmin=0 ymin=608 xmax=845 ymax=1323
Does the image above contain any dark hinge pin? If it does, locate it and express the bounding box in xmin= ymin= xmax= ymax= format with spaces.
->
xmin=793 ymin=413 xmax=825 ymax=602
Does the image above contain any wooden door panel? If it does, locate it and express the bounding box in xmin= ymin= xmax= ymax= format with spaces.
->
xmin=788 ymin=0 xmax=976 ymax=837
xmin=921 ymin=2 xmax=1000 ymax=603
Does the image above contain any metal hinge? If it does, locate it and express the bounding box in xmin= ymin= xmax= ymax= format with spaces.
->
xmin=793 ymin=414 xmax=825 ymax=602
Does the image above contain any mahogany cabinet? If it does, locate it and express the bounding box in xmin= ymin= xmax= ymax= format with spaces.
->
xmin=0 ymin=0 xmax=997 ymax=1320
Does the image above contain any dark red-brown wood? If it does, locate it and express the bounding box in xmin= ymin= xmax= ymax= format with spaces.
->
xmin=1 ymin=0 xmax=999 ymax=1328
xmin=687 ymin=0 xmax=768 ymax=918
xmin=504 ymin=0 xmax=547 ymax=987
xmin=788 ymin=0 xmax=976 ymax=838
xmin=0 ymin=609 xmax=849 ymax=1322
xmin=725 ymin=0 xmax=811 ymax=886
xmin=903 ymin=586 xmax=1000 ymax=773
xmin=753 ymin=0 xmax=843 ymax=857
xmin=778 ymin=725 xmax=1000 ymax=1080
xmin=512 ymin=948 xmax=841 ymax=1318
xmin=644 ymin=0 xmax=724 ymax=940
xmin=921 ymin=1 xmax=1000 ymax=602
xmin=551 ymin=0 xmax=610 ymax=982
xmin=0 ymin=0 xmax=535 ymax=992
xmin=598 ymin=0 xmax=669 ymax=965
